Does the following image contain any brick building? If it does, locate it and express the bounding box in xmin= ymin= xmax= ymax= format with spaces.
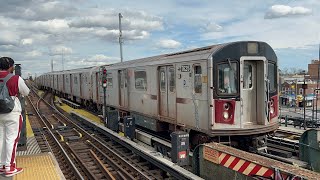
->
xmin=308 ymin=59 xmax=320 ymax=79
xmin=280 ymin=60 xmax=320 ymax=107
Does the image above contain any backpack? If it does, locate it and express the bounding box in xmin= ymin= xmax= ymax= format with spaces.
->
xmin=0 ymin=74 xmax=15 ymax=113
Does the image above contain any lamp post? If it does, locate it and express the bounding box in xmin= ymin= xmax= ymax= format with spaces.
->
xmin=119 ymin=13 xmax=123 ymax=63
xmin=302 ymin=72 xmax=310 ymax=130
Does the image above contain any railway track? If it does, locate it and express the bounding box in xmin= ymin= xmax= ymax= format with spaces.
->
xmin=27 ymin=87 xmax=170 ymax=179
xmin=27 ymin=90 xmax=83 ymax=179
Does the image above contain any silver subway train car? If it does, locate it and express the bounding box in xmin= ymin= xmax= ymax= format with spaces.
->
xmin=36 ymin=41 xmax=279 ymax=148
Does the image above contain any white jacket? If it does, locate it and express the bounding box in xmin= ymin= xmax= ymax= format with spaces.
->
xmin=10 ymin=77 xmax=30 ymax=114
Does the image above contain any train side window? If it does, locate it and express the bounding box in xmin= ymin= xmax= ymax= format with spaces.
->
xmin=243 ymin=64 xmax=252 ymax=89
xmin=169 ymin=67 xmax=175 ymax=92
xmin=107 ymin=73 xmax=113 ymax=88
xmin=194 ymin=65 xmax=202 ymax=93
xmin=160 ymin=69 xmax=166 ymax=92
xmin=135 ymin=70 xmax=147 ymax=90
xmin=268 ymin=63 xmax=277 ymax=92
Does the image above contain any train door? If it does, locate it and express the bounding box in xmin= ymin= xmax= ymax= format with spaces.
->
xmin=79 ymin=74 xmax=82 ymax=98
xmin=62 ymin=74 xmax=65 ymax=93
xmin=70 ymin=74 xmax=73 ymax=96
xmin=95 ymin=72 xmax=99 ymax=102
xmin=240 ymin=57 xmax=266 ymax=125
xmin=119 ymin=70 xmax=128 ymax=107
xmin=159 ymin=66 xmax=176 ymax=118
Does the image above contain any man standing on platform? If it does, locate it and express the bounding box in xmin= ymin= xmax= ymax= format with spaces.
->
xmin=0 ymin=57 xmax=29 ymax=177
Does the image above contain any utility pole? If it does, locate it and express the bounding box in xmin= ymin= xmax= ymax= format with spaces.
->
xmin=303 ymin=74 xmax=306 ymax=130
xmin=61 ymin=49 xmax=64 ymax=71
xmin=51 ymin=59 xmax=53 ymax=72
xmin=295 ymin=79 xmax=297 ymax=112
xmin=317 ymin=43 xmax=320 ymax=125
xmin=101 ymin=66 xmax=107 ymax=126
xmin=316 ymin=63 xmax=319 ymax=124
xmin=119 ymin=13 xmax=123 ymax=62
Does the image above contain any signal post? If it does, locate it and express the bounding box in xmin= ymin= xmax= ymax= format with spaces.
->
xmin=101 ymin=66 xmax=107 ymax=126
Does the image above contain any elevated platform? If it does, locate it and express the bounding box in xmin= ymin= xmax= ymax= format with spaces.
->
xmin=0 ymin=153 xmax=64 ymax=180
xmin=0 ymin=111 xmax=64 ymax=179
xmin=55 ymin=96 xmax=103 ymax=125
xmin=14 ymin=153 xmax=64 ymax=180
xmin=277 ymin=126 xmax=306 ymax=136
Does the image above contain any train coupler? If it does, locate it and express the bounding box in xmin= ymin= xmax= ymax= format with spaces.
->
xmin=249 ymin=135 xmax=268 ymax=153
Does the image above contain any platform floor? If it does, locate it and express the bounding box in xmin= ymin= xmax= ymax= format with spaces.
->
xmin=0 ymin=153 xmax=64 ymax=180
xmin=56 ymin=97 xmax=103 ymax=125
xmin=0 ymin=107 xmax=64 ymax=179
xmin=278 ymin=125 xmax=307 ymax=135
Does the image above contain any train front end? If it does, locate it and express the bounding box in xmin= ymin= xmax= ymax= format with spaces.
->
xmin=211 ymin=41 xmax=278 ymax=138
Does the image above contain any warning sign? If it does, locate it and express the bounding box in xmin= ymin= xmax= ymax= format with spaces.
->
xmin=203 ymin=146 xmax=219 ymax=164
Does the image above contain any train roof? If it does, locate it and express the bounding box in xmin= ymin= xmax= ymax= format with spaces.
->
xmin=40 ymin=41 xmax=277 ymax=75
xmin=106 ymin=41 xmax=277 ymax=69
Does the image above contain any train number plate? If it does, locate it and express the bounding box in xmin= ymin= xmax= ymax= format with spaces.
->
xmin=181 ymin=65 xmax=190 ymax=72
xmin=203 ymin=146 xmax=219 ymax=164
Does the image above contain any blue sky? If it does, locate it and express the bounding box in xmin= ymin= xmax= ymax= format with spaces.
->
xmin=0 ymin=0 xmax=319 ymax=77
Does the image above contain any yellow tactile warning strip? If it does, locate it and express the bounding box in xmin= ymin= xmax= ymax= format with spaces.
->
xmin=25 ymin=114 xmax=34 ymax=138
xmin=13 ymin=153 xmax=65 ymax=180
xmin=37 ymin=90 xmax=44 ymax=97
xmin=55 ymin=97 xmax=103 ymax=125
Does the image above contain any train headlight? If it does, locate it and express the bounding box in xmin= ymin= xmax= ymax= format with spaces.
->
xmin=223 ymin=112 xmax=229 ymax=119
xmin=270 ymin=107 xmax=274 ymax=114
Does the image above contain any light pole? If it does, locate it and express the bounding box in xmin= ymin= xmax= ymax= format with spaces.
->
xmin=302 ymin=72 xmax=310 ymax=130
xmin=119 ymin=13 xmax=123 ymax=63
xmin=316 ymin=63 xmax=320 ymax=122
xmin=61 ymin=48 xmax=64 ymax=71
xmin=295 ymin=79 xmax=297 ymax=112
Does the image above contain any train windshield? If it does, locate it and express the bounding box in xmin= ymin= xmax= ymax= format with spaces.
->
xmin=218 ymin=63 xmax=238 ymax=94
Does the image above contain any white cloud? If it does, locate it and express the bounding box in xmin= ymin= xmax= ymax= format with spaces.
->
xmin=68 ymin=54 xmax=120 ymax=67
xmin=50 ymin=45 xmax=73 ymax=55
xmin=30 ymin=19 xmax=69 ymax=33
xmin=202 ymin=22 xmax=223 ymax=32
xmin=26 ymin=50 xmax=42 ymax=57
xmin=265 ymin=5 xmax=312 ymax=19
xmin=21 ymin=38 xmax=33 ymax=45
xmin=156 ymin=39 xmax=181 ymax=49
xmin=87 ymin=54 xmax=119 ymax=62
xmin=68 ymin=9 xmax=162 ymax=41
xmin=0 ymin=31 xmax=20 ymax=46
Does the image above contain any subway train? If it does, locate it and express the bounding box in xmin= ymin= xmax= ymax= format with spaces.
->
xmin=36 ymin=41 xmax=279 ymax=149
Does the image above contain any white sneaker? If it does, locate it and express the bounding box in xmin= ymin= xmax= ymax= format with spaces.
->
xmin=0 ymin=165 xmax=6 ymax=174
xmin=5 ymin=167 xmax=23 ymax=177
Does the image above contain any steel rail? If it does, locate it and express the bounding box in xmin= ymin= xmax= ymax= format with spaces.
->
xmin=28 ymin=90 xmax=84 ymax=180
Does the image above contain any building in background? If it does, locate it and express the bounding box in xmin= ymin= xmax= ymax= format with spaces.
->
xmin=280 ymin=59 xmax=319 ymax=107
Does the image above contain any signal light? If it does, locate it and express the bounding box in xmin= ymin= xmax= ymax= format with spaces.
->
xmin=103 ymin=79 xmax=107 ymax=87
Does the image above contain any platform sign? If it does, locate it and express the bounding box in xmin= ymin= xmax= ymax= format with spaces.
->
xmin=203 ymin=146 xmax=219 ymax=164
